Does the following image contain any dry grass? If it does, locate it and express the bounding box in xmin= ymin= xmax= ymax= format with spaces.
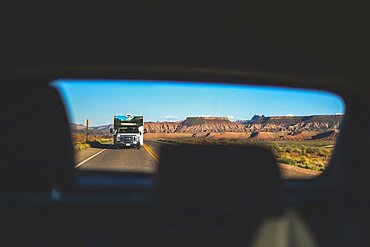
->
xmin=72 ymin=134 xmax=112 ymax=152
xmin=265 ymin=141 xmax=334 ymax=171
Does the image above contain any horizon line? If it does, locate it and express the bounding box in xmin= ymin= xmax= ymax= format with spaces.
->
xmin=70 ymin=113 xmax=344 ymax=127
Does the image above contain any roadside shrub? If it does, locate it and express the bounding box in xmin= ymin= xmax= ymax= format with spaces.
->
xmin=74 ymin=142 xmax=91 ymax=152
xmin=278 ymin=156 xmax=297 ymax=165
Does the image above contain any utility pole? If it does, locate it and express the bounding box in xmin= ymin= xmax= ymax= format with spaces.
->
xmin=85 ymin=119 xmax=89 ymax=142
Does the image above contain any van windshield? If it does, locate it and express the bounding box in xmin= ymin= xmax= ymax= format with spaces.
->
xmin=118 ymin=127 xmax=139 ymax=133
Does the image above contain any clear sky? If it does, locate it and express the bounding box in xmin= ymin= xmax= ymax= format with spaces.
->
xmin=53 ymin=79 xmax=345 ymax=126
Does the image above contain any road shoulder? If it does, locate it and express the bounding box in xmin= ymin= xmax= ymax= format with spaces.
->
xmin=74 ymin=146 xmax=108 ymax=165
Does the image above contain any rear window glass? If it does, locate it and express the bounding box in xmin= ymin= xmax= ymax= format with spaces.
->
xmin=53 ymin=80 xmax=345 ymax=179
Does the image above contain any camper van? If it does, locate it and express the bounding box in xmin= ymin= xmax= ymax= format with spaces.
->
xmin=110 ymin=114 xmax=144 ymax=149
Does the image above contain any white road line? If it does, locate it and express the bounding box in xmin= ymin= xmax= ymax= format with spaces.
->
xmin=75 ymin=148 xmax=107 ymax=168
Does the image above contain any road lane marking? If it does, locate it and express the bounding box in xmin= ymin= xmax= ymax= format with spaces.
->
xmin=75 ymin=148 xmax=107 ymax=168
xmin=143 ymin=144 xmax=159 ymax=162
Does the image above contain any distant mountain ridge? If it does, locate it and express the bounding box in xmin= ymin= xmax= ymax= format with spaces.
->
xmin=144 ymin=115 xmax=343 ymax=134
xmin=70 ymin=114 xmax=343 ymax=139
xmin=240 ymin=114 xmax=343 ymax=132
xmin=70 ymin=123 xmax=113 ymax=135
xmin=143 ymin=117 xmax=246 ymax=133
xmin=70 ymin=123 xmax=86 ymax=131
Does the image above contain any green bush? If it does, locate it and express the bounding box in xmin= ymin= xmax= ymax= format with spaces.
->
xmin=74 ymin=142 xmax=91 ymax=152
xmin=277 ymin=156 xmax=297 ymax=165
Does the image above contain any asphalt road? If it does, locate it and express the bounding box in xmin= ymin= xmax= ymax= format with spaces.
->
xmin=75 ymin=140 xmax=163 ymax=173
xmin=74 ymin=139 xmax=320 ymax=179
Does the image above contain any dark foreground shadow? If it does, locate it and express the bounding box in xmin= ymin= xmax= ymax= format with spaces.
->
xmin=149 ymin=144 xmax=299 ymax=247
xmin=87 ymin=141 xmax=115 ymax=149
xmin=87 ymin=141 xmax=140 ymax=150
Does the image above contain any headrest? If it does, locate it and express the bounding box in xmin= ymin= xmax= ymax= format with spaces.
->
xmin=155 ymin=144 xmax=283 ymax=213
xmin=0 ymin=86 xmax=74 ymax=190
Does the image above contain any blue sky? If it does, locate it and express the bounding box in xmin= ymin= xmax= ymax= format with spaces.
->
xmin=53 ymin=79 xmax=345 ymax=126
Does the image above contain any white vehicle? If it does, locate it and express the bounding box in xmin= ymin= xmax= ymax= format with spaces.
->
xmin=110 ymin=114 xmax=144 ymax=149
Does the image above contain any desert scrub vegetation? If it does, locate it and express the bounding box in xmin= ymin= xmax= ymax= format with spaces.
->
xmin=159 ymin=138 xmax=334 ymax=171
xmin=74 ymin=142 xmax=91 ymax=152
xmin=264 ymin=142 xmax=334 ymax=171
xmin=72 ymin=134 xmax=112 ymax=152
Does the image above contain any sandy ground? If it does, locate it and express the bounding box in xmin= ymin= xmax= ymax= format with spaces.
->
xmin=278 ymin=164 xmax=322 ymax=179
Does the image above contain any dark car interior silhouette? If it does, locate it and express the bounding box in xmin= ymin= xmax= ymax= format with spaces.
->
xmin=1 ymin=2 xmax=369 ymax=247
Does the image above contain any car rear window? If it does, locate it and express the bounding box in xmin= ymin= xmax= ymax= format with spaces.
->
xmin=53 ymin=79 xmax=345 ymax=179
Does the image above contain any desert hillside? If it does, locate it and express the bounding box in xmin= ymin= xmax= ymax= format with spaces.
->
xmin=144 ymin=115 xmax=342 ymax=133
xmin=70 ymin=114 xmax=343 ymax=141
xmin=241 ymin=114 xmax=342 ymax=132
xmin=143 ymin=121 xmax=181 ymax=133
xmin=145 ymin=117 xmax=246 ymax=133
xmin=144 ymin=115 xmax=343 ymax=141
